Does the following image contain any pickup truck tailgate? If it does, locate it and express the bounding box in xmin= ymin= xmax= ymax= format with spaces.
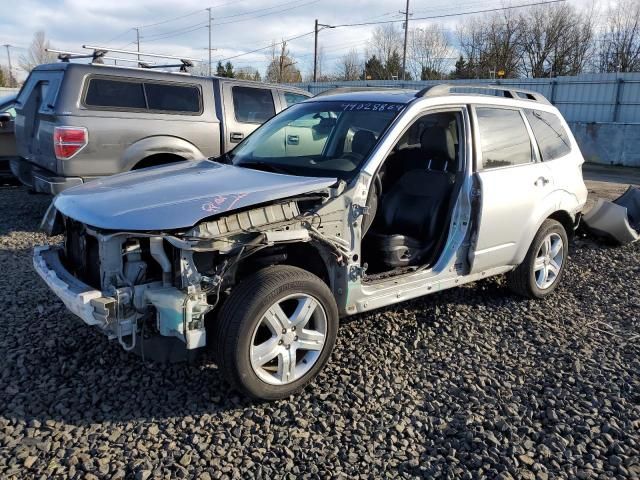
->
xmin=15 ymin=69 xmax=64 ymax=172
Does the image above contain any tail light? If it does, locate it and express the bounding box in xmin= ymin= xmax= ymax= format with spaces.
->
xmin=54 ymin=127 xmax=88 ymax=160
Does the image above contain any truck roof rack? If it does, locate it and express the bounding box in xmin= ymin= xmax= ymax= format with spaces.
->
xmin=47 ymin=45 xmax=198 ymax=72
xmin=83 ymin=45 xmax=197 ymax=72
xmin=47 ymin=49 xmax=158 ymax=67
xmin=415 ymin=83 xmax=551 ymax=105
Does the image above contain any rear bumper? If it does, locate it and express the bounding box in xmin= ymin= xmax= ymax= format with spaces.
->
xmin=33 ymin=245 xmax=113 ymax=328
xmin=10 ymin=158 xmax=84 ymax=194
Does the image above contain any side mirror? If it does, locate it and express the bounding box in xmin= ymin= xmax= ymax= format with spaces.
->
xmin=0 ymin=112 xmax=11 ymax=127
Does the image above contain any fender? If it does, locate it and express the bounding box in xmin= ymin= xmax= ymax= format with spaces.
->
xmin=512 ymin=188 xmax=580 ymax=266
xmin=121 ymin=135 xmax=206 ymax=171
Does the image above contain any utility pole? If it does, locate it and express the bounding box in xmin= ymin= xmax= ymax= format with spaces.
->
xmin=313 ymin=19 xmax=319 ymax=83
xmin=400 ymin=0 xmax=412 ymax=81
xmin=3 ymin=44 xmax=14 ymax=87
xmin=135 ymin=27 xmax=140 ymax=62
xmin=207 ymin=7 xmax=212 ymax=76
xmin=313 ymin=19 xmax=334 ymax=83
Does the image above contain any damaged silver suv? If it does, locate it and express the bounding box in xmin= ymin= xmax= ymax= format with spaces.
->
xmin=35 ymin=85 xmax=588 ymax=400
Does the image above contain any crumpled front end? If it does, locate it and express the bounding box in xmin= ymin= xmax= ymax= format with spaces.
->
xmin=34 ymin=183 xmax=351 ymax=357
xmin=34 ymin=223 xmax=212 ymax=353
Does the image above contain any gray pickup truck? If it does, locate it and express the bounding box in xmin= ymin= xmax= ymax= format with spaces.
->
xmin=12 ymin=63 xmax=311 ymax=194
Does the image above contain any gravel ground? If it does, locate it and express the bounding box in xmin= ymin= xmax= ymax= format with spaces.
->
xmin=0 ymin=183 xmax=638 ymax=480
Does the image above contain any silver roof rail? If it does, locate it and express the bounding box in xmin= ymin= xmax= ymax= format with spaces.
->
xmin=415 ymin=83 xmax=551 ymax=105
xmin=314 ymin=86 xmax=412 ymax=97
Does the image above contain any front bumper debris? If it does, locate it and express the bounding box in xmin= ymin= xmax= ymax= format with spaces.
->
xmin=33 ymin=245 xmax=115 ymax=328
xmin=583 ymin=186 xmax=640 ymax=245
xmin=33 ymin=244 xmax=208 ymax=352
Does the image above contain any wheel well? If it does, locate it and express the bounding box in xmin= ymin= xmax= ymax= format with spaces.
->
xmin=132 ymin=153 xmax=185 ymax=170
xmin=234 ymin=243 xmax=331 ymax=287
xmin=548 ymin=210 xmax=575 ymax=238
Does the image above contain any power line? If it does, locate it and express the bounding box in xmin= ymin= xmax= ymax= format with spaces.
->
xmin=137 ymin=8 xmax=207 ymax=29
xmin=219 ymin=31 xmax=316 ymax=62
xmin=141 ymin=22 xmax=208 ymax=40
xmin=214 ymin=0 xmax=311 ymax=21
xmin=219 ymin=0 xmax=566 ymax=62
xmin=212 ymin=0 xmax=321 ymax=27
xmin=103 ymin=28 xmax=134 ymax=45
xmin=141 ymin=24 xmax=209 ymax=43
xmin=329 ymin=0 xmax=566 ymax=28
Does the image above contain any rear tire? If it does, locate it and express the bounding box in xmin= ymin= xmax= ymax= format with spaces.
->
xmin=507 ymin=219 xmax=569 ymax=299
xmin=214 ymin=265 xmax=338 ymax=400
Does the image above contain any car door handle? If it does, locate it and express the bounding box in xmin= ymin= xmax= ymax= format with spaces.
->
xmin=230 ymin=132 xmax=244 ymax=143
xmin=534 ymin=176 xmax=550 ymax=186
xmin=287 ymin=134 xmax=299 ymax=145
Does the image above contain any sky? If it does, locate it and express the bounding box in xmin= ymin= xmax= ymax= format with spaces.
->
xmin=0 ymin=0 xmax=599 ymax=81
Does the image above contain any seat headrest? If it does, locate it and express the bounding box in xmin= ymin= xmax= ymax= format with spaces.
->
xmin=420 ymin=126 xmax=455 ymax=162
xmin=352 ymin=130 xmax=377 ymax=157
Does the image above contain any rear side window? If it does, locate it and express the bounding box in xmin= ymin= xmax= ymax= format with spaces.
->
xmin=84 ymin=78 xmax=201 ymax=113
xmin=85 ymin=79 xmax=146 ymax=109
xmin=145 ymin=83 xmax=200 ymax=112
xmin=284 ymin=92 xmax=309 ymax=107
xmin=524 ymin=109 xmax=571 ymax=160
xmin=232 ymin=86 xmax=275 ymax=123
xmin=476 ymin=107 xmax=533 ymax=169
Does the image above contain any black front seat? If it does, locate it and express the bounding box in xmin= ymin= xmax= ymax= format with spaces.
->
xmin=351 ymin=129 xmax=377 ymax=158
xmin=402 ymin=125 xmax=456 ymax=173
xmin=368 ymin=126 xmax=456 ymax=268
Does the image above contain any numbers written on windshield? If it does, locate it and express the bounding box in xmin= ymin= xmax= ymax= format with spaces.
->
xmin=338 ymin=103 xmax=405 ymax=112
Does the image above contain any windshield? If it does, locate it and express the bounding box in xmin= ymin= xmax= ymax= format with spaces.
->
xmin=229 ymin=100 xmax=405 ymax=179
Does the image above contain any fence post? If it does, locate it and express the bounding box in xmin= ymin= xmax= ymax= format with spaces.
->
xmin=613 ymin=78 xmax=624 ymax=123
xmin=549 ymin=80 xmax=556 ymax=105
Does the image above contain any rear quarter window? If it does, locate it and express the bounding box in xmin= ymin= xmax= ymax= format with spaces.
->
xmin=283 ymin=92 xmax=309 ymax=107
xmin=232 ymin=86 xmax=275 ymax=123
xmin=85 ymin=78 xmax=146 ymax=109
xmin=84 ymin=77 xmax=202 ymax=113
xmin=524 ymin=109 xmax=572 ymax=160
xmin=144 ymin=83 xmax=201 ymax=112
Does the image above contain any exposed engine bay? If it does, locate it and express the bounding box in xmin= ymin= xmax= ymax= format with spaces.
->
xmin=39 ymin=188 xmax=352 ymax=356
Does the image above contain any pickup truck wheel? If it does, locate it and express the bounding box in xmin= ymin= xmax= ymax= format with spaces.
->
xmin=507 ymin=219 xmax=569 ymax=299
xmin=214 ymin=265 xmax=338 ymax=400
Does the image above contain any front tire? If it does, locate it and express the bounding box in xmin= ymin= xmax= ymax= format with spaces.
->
xmin=214 ymin=266 xmax=338 ymax=400
xmin=507 ymin=219 xmax=569 ymax=299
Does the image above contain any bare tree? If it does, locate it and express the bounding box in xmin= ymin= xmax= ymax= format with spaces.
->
xmin=368 ymin=24 xmax=402 ymax=67
xmin=337 ymin=49 xmax=362 ymax=80
xmin=519 ymin=3 xmax=595 ymax=77
xmin=265 ymin=41 xmax=302 ymax=83
xmin=19 ymin=31 xmax=57 ymax=73
xmin=457 ymin=10 xmax=521 ymax=78
xmin=408 ymin=25 xmax=452 ymax=80
xmin=236 ymin=67 xmax=262 ymax=81
xmin=598 ymin=0 xmax=640 ymax=72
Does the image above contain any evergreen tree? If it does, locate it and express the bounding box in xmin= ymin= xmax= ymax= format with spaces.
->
xmin=385 ymin=50 xmax=402 ymax=79
xmin=224 ymin=61 xmax=235 ymax=78
xmin=363 ymin=55 xmax=385 ymax=80
xmin=452 ymin=55 xmax=469 ymax=79
xmin=216 ymin=61 xmax=226 ymax=77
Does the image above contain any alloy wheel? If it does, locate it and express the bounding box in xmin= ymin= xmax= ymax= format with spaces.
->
xmin=249 ymin=293 xmax=327 ymax=385
xmin=533 ymin=232 xmax=564 ymax=289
